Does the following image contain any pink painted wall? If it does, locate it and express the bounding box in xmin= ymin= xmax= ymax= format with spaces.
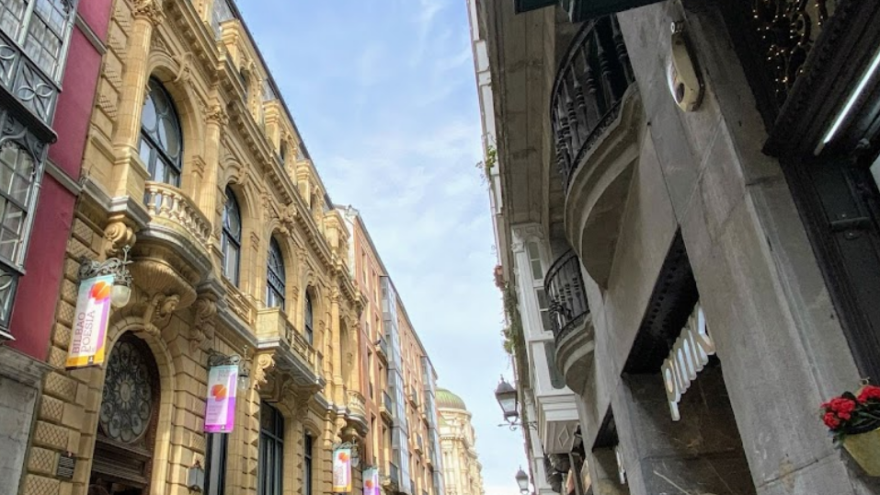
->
xmin=7 ymin=4 xmax=111 ymax=360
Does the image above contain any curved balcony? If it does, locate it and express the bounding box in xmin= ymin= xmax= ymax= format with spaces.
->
xmin=545 ymin=250 xmax=595 ymax=395
xmin=144 ymin=182 xmax=212 ymax=248
xmin=553 ymin=17 xmax=643 ymax=289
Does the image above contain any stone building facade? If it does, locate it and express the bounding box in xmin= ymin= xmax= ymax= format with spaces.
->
xmin=471 ymin=0 xmax=880 ymax=494
xmin=339 ymin=206 xmax=445 ymax=495
xmin=13 ymin=1 xmax=443 ymax=495
xmin=436 ymin=389 xmax=484 ymax=495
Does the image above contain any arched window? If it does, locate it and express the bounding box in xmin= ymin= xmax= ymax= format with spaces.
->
xmin=221 ymin=187 xmax=241 ymax=285
xmin=266 ymin=237 xmax=285 ymax=309
xmin=304 ymin=291 xmax=314 ymax=345
xmin=140 ymin=79 xmax=183 ymax=186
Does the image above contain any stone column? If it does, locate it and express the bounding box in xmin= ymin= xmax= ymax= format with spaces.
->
xmin=200 ymin=100 xmax=228 ymax=254
xmin=110 ymin=0 xmax=164 ymax=198
xmin=331 ymin=288 xmax=344 ymax=405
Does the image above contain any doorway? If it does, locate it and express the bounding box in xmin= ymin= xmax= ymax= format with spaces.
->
xmin=88 ymin=332 xmax=161 ymax=495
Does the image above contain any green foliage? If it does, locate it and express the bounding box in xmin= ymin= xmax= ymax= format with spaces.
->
xmin=476 ymin=145 xmax=497 ymax=183
xmin=501 ymin=284 xmax=524 ymax=356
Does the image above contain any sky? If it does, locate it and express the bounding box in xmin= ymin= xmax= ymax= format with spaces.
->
xmin=235 ymin=1 xmax=527 ymax=494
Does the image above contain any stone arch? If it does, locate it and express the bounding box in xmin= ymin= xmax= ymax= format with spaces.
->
xmin=81 ymin=315 xmax=184 ymax=494
xmin=145 ymin=52 xmax=207 ymax=196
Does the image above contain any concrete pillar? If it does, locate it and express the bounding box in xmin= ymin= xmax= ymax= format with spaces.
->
xmin=589 ymin=449 xmax=629 ymax=495
xmin=110 ymin=1 xmax=164 ymax=198
xmin=616 ymin=369 xmax=756 ymax=495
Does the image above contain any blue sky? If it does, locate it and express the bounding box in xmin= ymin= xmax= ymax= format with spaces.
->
xmin=236 ymin=1 xmax=527 ymax=494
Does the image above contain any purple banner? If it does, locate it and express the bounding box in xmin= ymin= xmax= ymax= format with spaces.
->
xmin=205 ymin=365 xmax=238 ymax=433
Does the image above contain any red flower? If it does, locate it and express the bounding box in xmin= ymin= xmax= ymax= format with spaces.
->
xmin=824 ymin=412 xmax=841 ymax=429
xmin=857 ymin=385 xmax=880 ymax=403
xmin=827 ymin=397 xmax=857 ymax=415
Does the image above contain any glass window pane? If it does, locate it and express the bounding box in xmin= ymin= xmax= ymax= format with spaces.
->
xmin=526 ymin=242 xmax=542 ymax=280
xmin=0 ymin=0 xmax=26 ymax=40
xmin=33 ymin=0 xmax=69 ymax=36
xmin=141 ymin=94 xmax=157 ymax=133
xmin=536 ymin=288 xmax=548 ymax=310
xmin=24 ymin=16 xmax=62 ymax=77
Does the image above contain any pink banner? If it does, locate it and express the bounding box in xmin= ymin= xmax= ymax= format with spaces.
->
xmin=363 ymin=467 xmax=379 ymax=495
xmin=66 ymin=275 xmax=114 ymax=369
xmin=205 ymin=365 xmax=238 ymax=433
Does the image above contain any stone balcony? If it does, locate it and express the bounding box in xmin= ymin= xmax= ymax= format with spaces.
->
xmin=553 ymin=16 xmax=642 ymax=289
xmin=141 ymin=181 xmax=214 ymax=272
xmin=545 ymin=250 xmax=595 ymax=396
xmin=345 ymin=389 xmax=368 ymax=434
xmin=255 ymin=307 xmax=323 ymax=395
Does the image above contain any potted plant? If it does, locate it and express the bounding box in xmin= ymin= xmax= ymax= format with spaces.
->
xmin=822 ymin=385 xmax=880 ymax=476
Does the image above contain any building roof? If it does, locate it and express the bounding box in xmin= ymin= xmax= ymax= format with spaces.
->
xmin=437 ymin=388 xmax=467 ymax=410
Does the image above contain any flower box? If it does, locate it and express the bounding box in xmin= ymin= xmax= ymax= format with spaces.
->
xmin=822 ymin=385 xmax=880 ymax=477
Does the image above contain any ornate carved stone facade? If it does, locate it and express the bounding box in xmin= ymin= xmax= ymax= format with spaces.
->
xmin=436 ymin=390 xmax=484 ymax=495
xmin=19 ymin=1 xmax=377 ymax=495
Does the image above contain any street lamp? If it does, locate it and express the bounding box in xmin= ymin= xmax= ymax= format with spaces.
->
xmin=494 ymin=376 xmax=518 ymax=423
xmin=208 ymin=348 xmax=251 ymax=392
xmin=78 ymin=245 xmax=133 ymax=308
xmin=515 ymin=467 xmax=529 ymax=495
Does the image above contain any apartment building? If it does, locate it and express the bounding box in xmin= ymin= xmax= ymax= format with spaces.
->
xmin=471 ymin=0 xmax=880 ymax=494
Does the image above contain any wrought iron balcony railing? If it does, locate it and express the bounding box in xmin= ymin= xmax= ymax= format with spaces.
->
xmin=544 ymin=250 xmax=590 ymax=342
xmin=552 ymin=15 xmax=634 ymax=189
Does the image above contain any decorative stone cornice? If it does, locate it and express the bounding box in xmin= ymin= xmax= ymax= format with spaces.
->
xmin=190 ymin=296 xmax=217 ymax=351
xmin=132 ymin=0 xmax=165 ymax=27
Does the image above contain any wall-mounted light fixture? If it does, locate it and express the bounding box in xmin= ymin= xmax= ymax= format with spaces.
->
xmin=515 ymin=467 xmax=530 ymax=495
xmin=494 ymin=376 xmax=537 ymax=431
xmin=187 ymin=460 xmax=205 ymax=493
xmin=666 ymin=21 xmax=702 ymax=112
xmin=208 ymin=347 xmax=251 ymax=392
xmin=78 ymin=245 xmax=133 ymax=308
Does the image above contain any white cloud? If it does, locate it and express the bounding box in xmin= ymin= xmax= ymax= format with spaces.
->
xmin=237 ymin=1 xmax=530 ymax=490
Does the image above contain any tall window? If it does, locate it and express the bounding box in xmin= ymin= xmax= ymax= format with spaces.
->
xmin=258 ymin=403 xmax=284 ymax=495
xmin=0 ymin=138 xmax=40 ymax=331
xmin=205 ymin=433 xmax=228 ymax=495
xmin=266 ymin=237 xmax=285 ymax=309
xmin=140 ymin=79 xmax=183 ymax=186
xmin=221 ymin=187 xmax=242 ymax=285
xmin=304 ymin=291 xmax=314 ymax=345
xmin=526 ymin=241 xmax=552 ymax=332
xmin=0 ymin=0 xmax=77 ymax=80
xmin=303 ymin=432 xmax=313 ymax=495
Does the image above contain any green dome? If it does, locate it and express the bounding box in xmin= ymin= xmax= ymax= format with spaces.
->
xmin=436 ymin=388 xmax=467 ymax=410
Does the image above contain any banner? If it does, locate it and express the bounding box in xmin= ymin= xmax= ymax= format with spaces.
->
xmin=65 ymin=275 xmax=114 ymax=369
xmin=205 ymin=365 xmax=239 ymax=433
xmin=363 ymin=467 xmax=379 ymax=495
xmin=333 ymin=447 xmax=352 ymax=493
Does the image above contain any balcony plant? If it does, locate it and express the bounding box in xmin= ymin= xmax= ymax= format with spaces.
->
xmin=822 ymin=385 xmax=880 ymax=476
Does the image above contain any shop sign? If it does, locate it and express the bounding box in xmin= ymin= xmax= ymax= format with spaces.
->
xmin=204 ymin=365 xmax=238 ymax=433
xmin=363 ymin=466 xmax=379 ymax=495
xmin=65 ymin=275 xmax=114 ymax=369
xmin=333 ymin=447 xmax=353 ymax=493
xmin=661 ymin=304 xmax=715 ymax=421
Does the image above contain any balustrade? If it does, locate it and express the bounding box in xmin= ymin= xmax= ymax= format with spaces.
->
xmin=552 ymin=16 xmax=634 ymax=188
xmin=144 ymin=181 xmax=213 ymax=247
xmin=544 ymin=250 xmax=590 ymax=342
